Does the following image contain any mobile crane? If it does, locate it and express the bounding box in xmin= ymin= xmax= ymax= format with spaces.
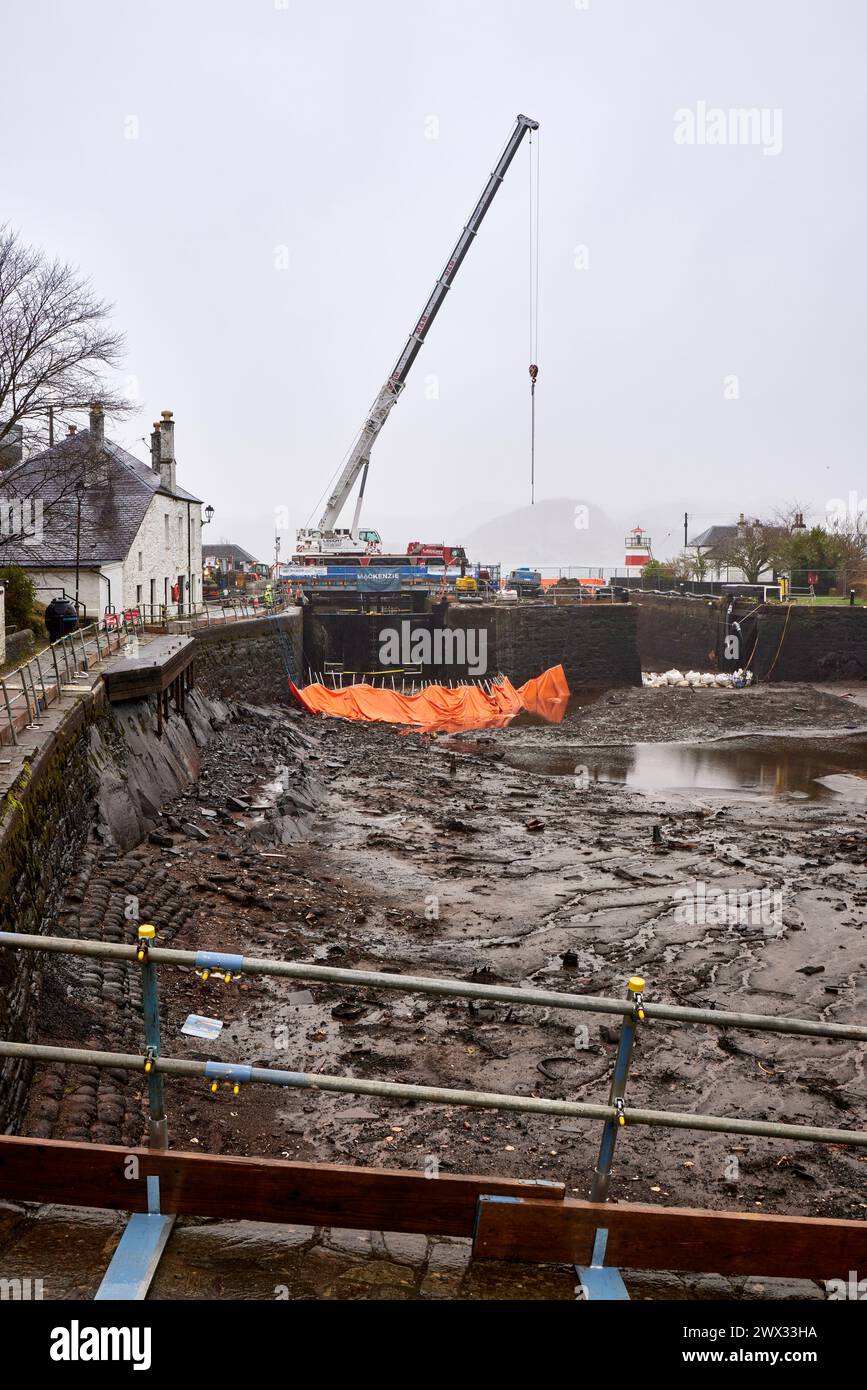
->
xmin=293 ymin=113 xmax=539 ymax=564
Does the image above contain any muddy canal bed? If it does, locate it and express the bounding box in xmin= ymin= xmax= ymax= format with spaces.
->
xmin=15 ymin=683 xmax=867 ymax=1296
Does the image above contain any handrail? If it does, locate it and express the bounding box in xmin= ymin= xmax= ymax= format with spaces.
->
xmin=0 ymin=1038 xmax=862 ymax=1148
xmin=2 ymin=931 xmax=865 ymax=1042
xmin=1 ymin=929 xmax=865 ymax=1160
xmin=0 ymin=619 xmax=136 ymax=747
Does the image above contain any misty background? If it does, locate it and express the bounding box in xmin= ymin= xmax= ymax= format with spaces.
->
xmin=2 ymin=0 xmax=866 ymax=569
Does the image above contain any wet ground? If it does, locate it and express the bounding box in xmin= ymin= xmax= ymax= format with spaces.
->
xmin=10 ymin=682 xmax=867 ymax=1298
xmin=0 ymin=1202 xmax=822 ymax=1301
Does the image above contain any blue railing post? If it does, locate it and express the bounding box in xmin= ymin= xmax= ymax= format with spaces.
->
xmin=589 ymin=975 xmax=645 ymax=1204
xmin=577 ymin=976 xmax=646 ymax=1299
xmin=137 ymin=924 xmax=167 ymax=1212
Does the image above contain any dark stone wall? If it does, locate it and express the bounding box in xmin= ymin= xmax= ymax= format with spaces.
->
xmin=502 ymin=603 xmax=641 ymax=687
xmin=305 ymin=602 xmax=641 ymax=688
xmin=634 ymin=593 xmax=724 ymax=672
xmin=750 ymin=607 xmax=867 ymax=681
xmin=0 ymin=698 xmax=97 ymax=1132
xmin=2 ymin=629 xmax=35 ymax=669
xmin=193 ymin=611 xmax=303 ymax=705
xmin=633 ymin=595 xmax=867 ymax=681
xmin=0 ymin=682 xmax=226 ymax=1132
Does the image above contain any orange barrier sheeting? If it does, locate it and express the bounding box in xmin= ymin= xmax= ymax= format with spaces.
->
xmin=290 ymin=664 xmax=569 ymax=733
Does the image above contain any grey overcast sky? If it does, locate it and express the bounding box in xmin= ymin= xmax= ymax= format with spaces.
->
xmin=3 ymin=0 xmax=866 ymax=562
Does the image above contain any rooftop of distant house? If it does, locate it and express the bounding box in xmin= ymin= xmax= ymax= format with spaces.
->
xmin=688 ymin=524 xmax=739 ymax=549
xmin=203 ymin=543 xmax=260 ymax=567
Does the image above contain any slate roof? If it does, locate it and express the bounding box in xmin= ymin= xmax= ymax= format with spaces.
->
xmin=688 ymin=524 xmax=739 ymax=550
xmin=0 ymin=428 xmax=202 ymax=567
xmin=204 ymin=543 xmax=259 ymax=566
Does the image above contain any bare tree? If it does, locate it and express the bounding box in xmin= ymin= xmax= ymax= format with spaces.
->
xmin=0 ymin=225 xmax=133 ymax=551
xmin=714 ymin=518 xmax=787 ymax=585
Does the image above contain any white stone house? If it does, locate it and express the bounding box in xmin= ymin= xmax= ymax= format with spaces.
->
xmin=687 ymin=518 xmax=775 ymax=585
xmin=0 ymin=405 xmax=203 ymax=621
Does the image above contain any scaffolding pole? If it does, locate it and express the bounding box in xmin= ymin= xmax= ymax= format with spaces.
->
xmin=0 ymin=1039 xmax=864 ymax=1148
xmin=1 ymin=932 xmax=865 ymax=1042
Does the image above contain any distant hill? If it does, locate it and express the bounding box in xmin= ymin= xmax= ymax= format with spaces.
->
xmin=458 ymin=497 xmax=622 ymax=571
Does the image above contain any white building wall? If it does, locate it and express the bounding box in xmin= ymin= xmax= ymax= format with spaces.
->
xmin=123 ymin=493 xmax=203 ymax=614
xmin=0 ymin=584 xmax=5 ymax=666
xmin=26 ymin=566 xmax=122 ymax=620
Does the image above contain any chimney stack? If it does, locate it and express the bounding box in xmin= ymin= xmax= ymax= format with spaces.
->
xmin=67 ymin=424 xmax=77 ymax=435
xmin=89 ymin=402 xmax=105 ymax=452
xmin=158 ymin=409 xmax=176 ymax=493
xmin=150 ymin=422 xmax=161 ymax=473
xmin=85 ymin=402 xmax=109 ymax=487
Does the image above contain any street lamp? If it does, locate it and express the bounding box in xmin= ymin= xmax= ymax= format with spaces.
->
xmin=203 ymin=504 xmax=214 ymax=526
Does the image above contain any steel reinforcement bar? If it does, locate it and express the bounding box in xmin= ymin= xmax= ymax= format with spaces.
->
xmin=1 ymin=932 xmax=865 ymax=1042
xmin=0 ymin=1039 xmax=863 ymax=1147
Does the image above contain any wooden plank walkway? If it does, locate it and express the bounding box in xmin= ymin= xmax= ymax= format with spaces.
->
xmin=100 ymin=635 xmax=194 ymax=703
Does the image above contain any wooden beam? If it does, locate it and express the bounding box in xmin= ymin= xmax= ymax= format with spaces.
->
xmin=0 ymin=1136 xmax=563 ymax=1238
xmin=473 ymin=1195 xmax=867 ymax=1280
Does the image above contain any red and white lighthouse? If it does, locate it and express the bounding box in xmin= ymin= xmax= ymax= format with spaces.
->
xmin=624 ymin=526 xmax=652 ymax=568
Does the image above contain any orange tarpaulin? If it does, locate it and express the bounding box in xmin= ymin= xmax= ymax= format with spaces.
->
xmin=290 ymin=664 xmax=570 ymax=733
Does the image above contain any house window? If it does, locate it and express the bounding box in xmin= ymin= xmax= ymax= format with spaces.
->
xmin=178 ymin=516 xmax=183 ymax=546
xmin=136 ymin=585 xmax=142 ymax=605
xmin=138 ymin=550 xmax=143 ymax=570
xmin=164 ymin=515 xmax=170 ymax=546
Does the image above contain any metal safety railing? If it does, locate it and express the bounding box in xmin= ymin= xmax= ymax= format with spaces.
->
xmin=1 ymin=930 xmax=865 ymax=1214
xmin=0 ymin=619 xmax=139 ymax=748
xmin=140 ymin=595 xmax=293 ymax=635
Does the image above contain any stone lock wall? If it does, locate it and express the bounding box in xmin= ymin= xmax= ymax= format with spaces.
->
xmin=0 ymin=701 xmax=97 ymax=1131
xmin=485 ymin=602 xmax=641 ymax=688
xmin=193 ymin=611 xmax=303 ymax=705
xmin=749 ymin=606 xmax=867 ymax=681
xmin=633 ymin=594 xmax=867 ymax=681
xmin=305 ymin=602 xmax=642 ymax=688
xmin=634 ymin=593 xmax=724 ymax=673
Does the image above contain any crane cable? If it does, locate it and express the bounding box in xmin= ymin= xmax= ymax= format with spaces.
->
xmin=528 ymin=129 xmax=541 ymax=505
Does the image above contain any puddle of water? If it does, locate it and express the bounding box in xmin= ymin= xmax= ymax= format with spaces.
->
xmin=503 ymin=736 xmax=867 ymax=801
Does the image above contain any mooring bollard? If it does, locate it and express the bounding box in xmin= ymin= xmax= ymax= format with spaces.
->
xmin=137 ymin=924 xmax=168 ymax=1214
xmin=590 ymin=975 xmax=645 ymax=1204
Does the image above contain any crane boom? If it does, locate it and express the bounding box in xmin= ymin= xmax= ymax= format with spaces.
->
xmin=315 ymin=113 xmax=539 ymax=537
